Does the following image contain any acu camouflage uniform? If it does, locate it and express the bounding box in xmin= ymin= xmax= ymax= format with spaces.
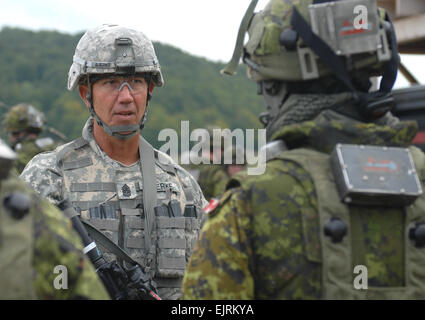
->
xmin=0 ymin=141 xmax=108 ymax=299
xmin=183 ymin=0 xmax=425 ymax=299
xmin=21 ymin=24 xmax=207 ymax=300
xmin=21 ymin=118 xmax=207 ymax=300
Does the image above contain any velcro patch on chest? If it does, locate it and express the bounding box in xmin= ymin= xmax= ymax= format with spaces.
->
xmin=157 ymin=181 xmax=179 ymax=194
xmin=116 ymin=181 xmax=138 ymax=200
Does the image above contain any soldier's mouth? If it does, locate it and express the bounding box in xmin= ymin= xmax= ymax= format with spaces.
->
xmin=113 ymin=112 xmax=135 ymax=121
xmin=114 ymin=111 xmax=134 ymax=116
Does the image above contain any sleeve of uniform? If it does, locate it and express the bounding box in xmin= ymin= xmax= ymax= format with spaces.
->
xmin=183 ymin=159 xmax=320 ymax=300
xmin=182 ymin=188 xmax=255 ymax=299
xmin=20 ymin=150 xmax=64 ymax=205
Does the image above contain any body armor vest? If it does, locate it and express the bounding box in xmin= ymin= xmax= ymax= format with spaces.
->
xmin=273 ymin=146 xmax=425 ymax=299
xmin=57 ymin=137 xmax=202 ymax=296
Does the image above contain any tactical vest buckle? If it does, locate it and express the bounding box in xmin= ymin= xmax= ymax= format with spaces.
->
xmin=3 ymin=192 xmax=30 ymax=220
xmin=324 ymin=217 xmax=347 ymax=243
xmin=409 ymin=223 xmax=425 ymax=248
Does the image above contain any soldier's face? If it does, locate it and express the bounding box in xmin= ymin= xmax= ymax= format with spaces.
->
xmin=79 ymin=76 xmax=154 ymax=129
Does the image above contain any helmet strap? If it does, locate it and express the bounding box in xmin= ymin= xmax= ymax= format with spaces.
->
xmin=260 ymin=81 xmax=289 ymax=127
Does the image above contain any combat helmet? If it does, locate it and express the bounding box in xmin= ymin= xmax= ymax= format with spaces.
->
xmin=223 ymin=0 xmax=399 ymax=120
xmin=67 ymin=24 xmax=164 ymax=139
xmin=2 ymin=103 xmax=46 ymax=134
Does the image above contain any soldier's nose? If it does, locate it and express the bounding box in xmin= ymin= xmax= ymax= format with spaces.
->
xmin=117 ymin=84 xmax=134 ymax=103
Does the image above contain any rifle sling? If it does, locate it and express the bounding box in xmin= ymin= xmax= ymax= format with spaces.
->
xmin=81 ymin=219 xmax=139 ymax=267
xmin=138 ymin=136 xmax=157 ymax=257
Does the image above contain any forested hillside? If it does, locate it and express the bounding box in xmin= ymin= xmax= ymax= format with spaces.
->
xmin=0 ymin=27 xmax=263 ymax=148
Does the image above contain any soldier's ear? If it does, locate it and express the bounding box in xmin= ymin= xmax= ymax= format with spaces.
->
xmin=78 ymin=85 xmax=90 ymax=109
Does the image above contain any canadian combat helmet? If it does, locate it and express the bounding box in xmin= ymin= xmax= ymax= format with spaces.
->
xmin=2 ymin=103 xmax=46 ymax=134
xmin=68 ymin=24 xmax=163 ymax=90
xmin=223 ymin=0 xmax=398 ymax=91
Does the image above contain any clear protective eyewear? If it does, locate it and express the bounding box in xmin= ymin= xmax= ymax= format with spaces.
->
xmin=96 ymin=75 xmax=148 ymax=94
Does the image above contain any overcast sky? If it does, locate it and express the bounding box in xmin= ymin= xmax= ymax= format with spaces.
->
xmin=0 ymin=0 xmax=423 ymax=88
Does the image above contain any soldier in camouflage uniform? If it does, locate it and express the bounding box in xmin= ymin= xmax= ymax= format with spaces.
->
xmin=3 ymin=103 xmax=58 ymax=174
xmin=0 ymin=138 xmax=109 ymax=299
xmin=182 ymin=126 xmax=228 ymax=200
xmin=195 ymin=163 xmax=229 ymax=200
xmin=183 ymin=0 xmax=425 ymax=299
xmin=21 ymin=24 xmax=207 ymax=300
xmin=185 ymin=127 xmax=245 ymax=200
xmin=206 ymin=145 xmax=246 ymax=198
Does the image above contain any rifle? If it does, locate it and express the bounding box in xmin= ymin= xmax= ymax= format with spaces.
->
xmin=57 ymin=199 xmax=161 ymax=300
xmin=391 ymin=84 xmax=425 ymax=150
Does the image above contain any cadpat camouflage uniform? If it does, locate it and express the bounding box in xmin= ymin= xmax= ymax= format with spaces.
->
xmin=183 ymin=0 xmax=425 ymax=299
xmin=0 ymin=139 xmax=109 ymax=299
xmin=2 ymin=103 xmax=58 ymax=173
xmin=183 ymin=105 xmax=425 ymax=299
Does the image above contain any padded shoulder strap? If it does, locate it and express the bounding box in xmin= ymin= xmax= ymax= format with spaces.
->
xmin=139 ymin=136 xmax=157 ymax=270
xmin=56 ymin=137 xmax=90 ymax=167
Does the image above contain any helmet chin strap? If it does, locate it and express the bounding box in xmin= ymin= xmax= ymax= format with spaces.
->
xmin=86 ymin=74 xmax=152 ymax=140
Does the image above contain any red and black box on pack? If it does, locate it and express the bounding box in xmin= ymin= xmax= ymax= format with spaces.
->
xmin=330 ymin=144 xmax=423 ymax=206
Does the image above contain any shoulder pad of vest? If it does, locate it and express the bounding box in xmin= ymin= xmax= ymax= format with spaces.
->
xmin=154 ymin=149 xmax=180 ymax=175
xmin=56 ymin=138 xmax=89 ymax=167
xmin=154 ymin=149 xmax=174 ymax=165
xmin=187 ymin=168 xmax=200 ymax=181
xmin=35 ymin=137 xmax=54 ymax=149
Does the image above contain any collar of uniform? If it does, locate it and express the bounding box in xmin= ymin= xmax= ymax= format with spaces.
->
xmin=271 ymin=110 xmax=419 ymax=154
